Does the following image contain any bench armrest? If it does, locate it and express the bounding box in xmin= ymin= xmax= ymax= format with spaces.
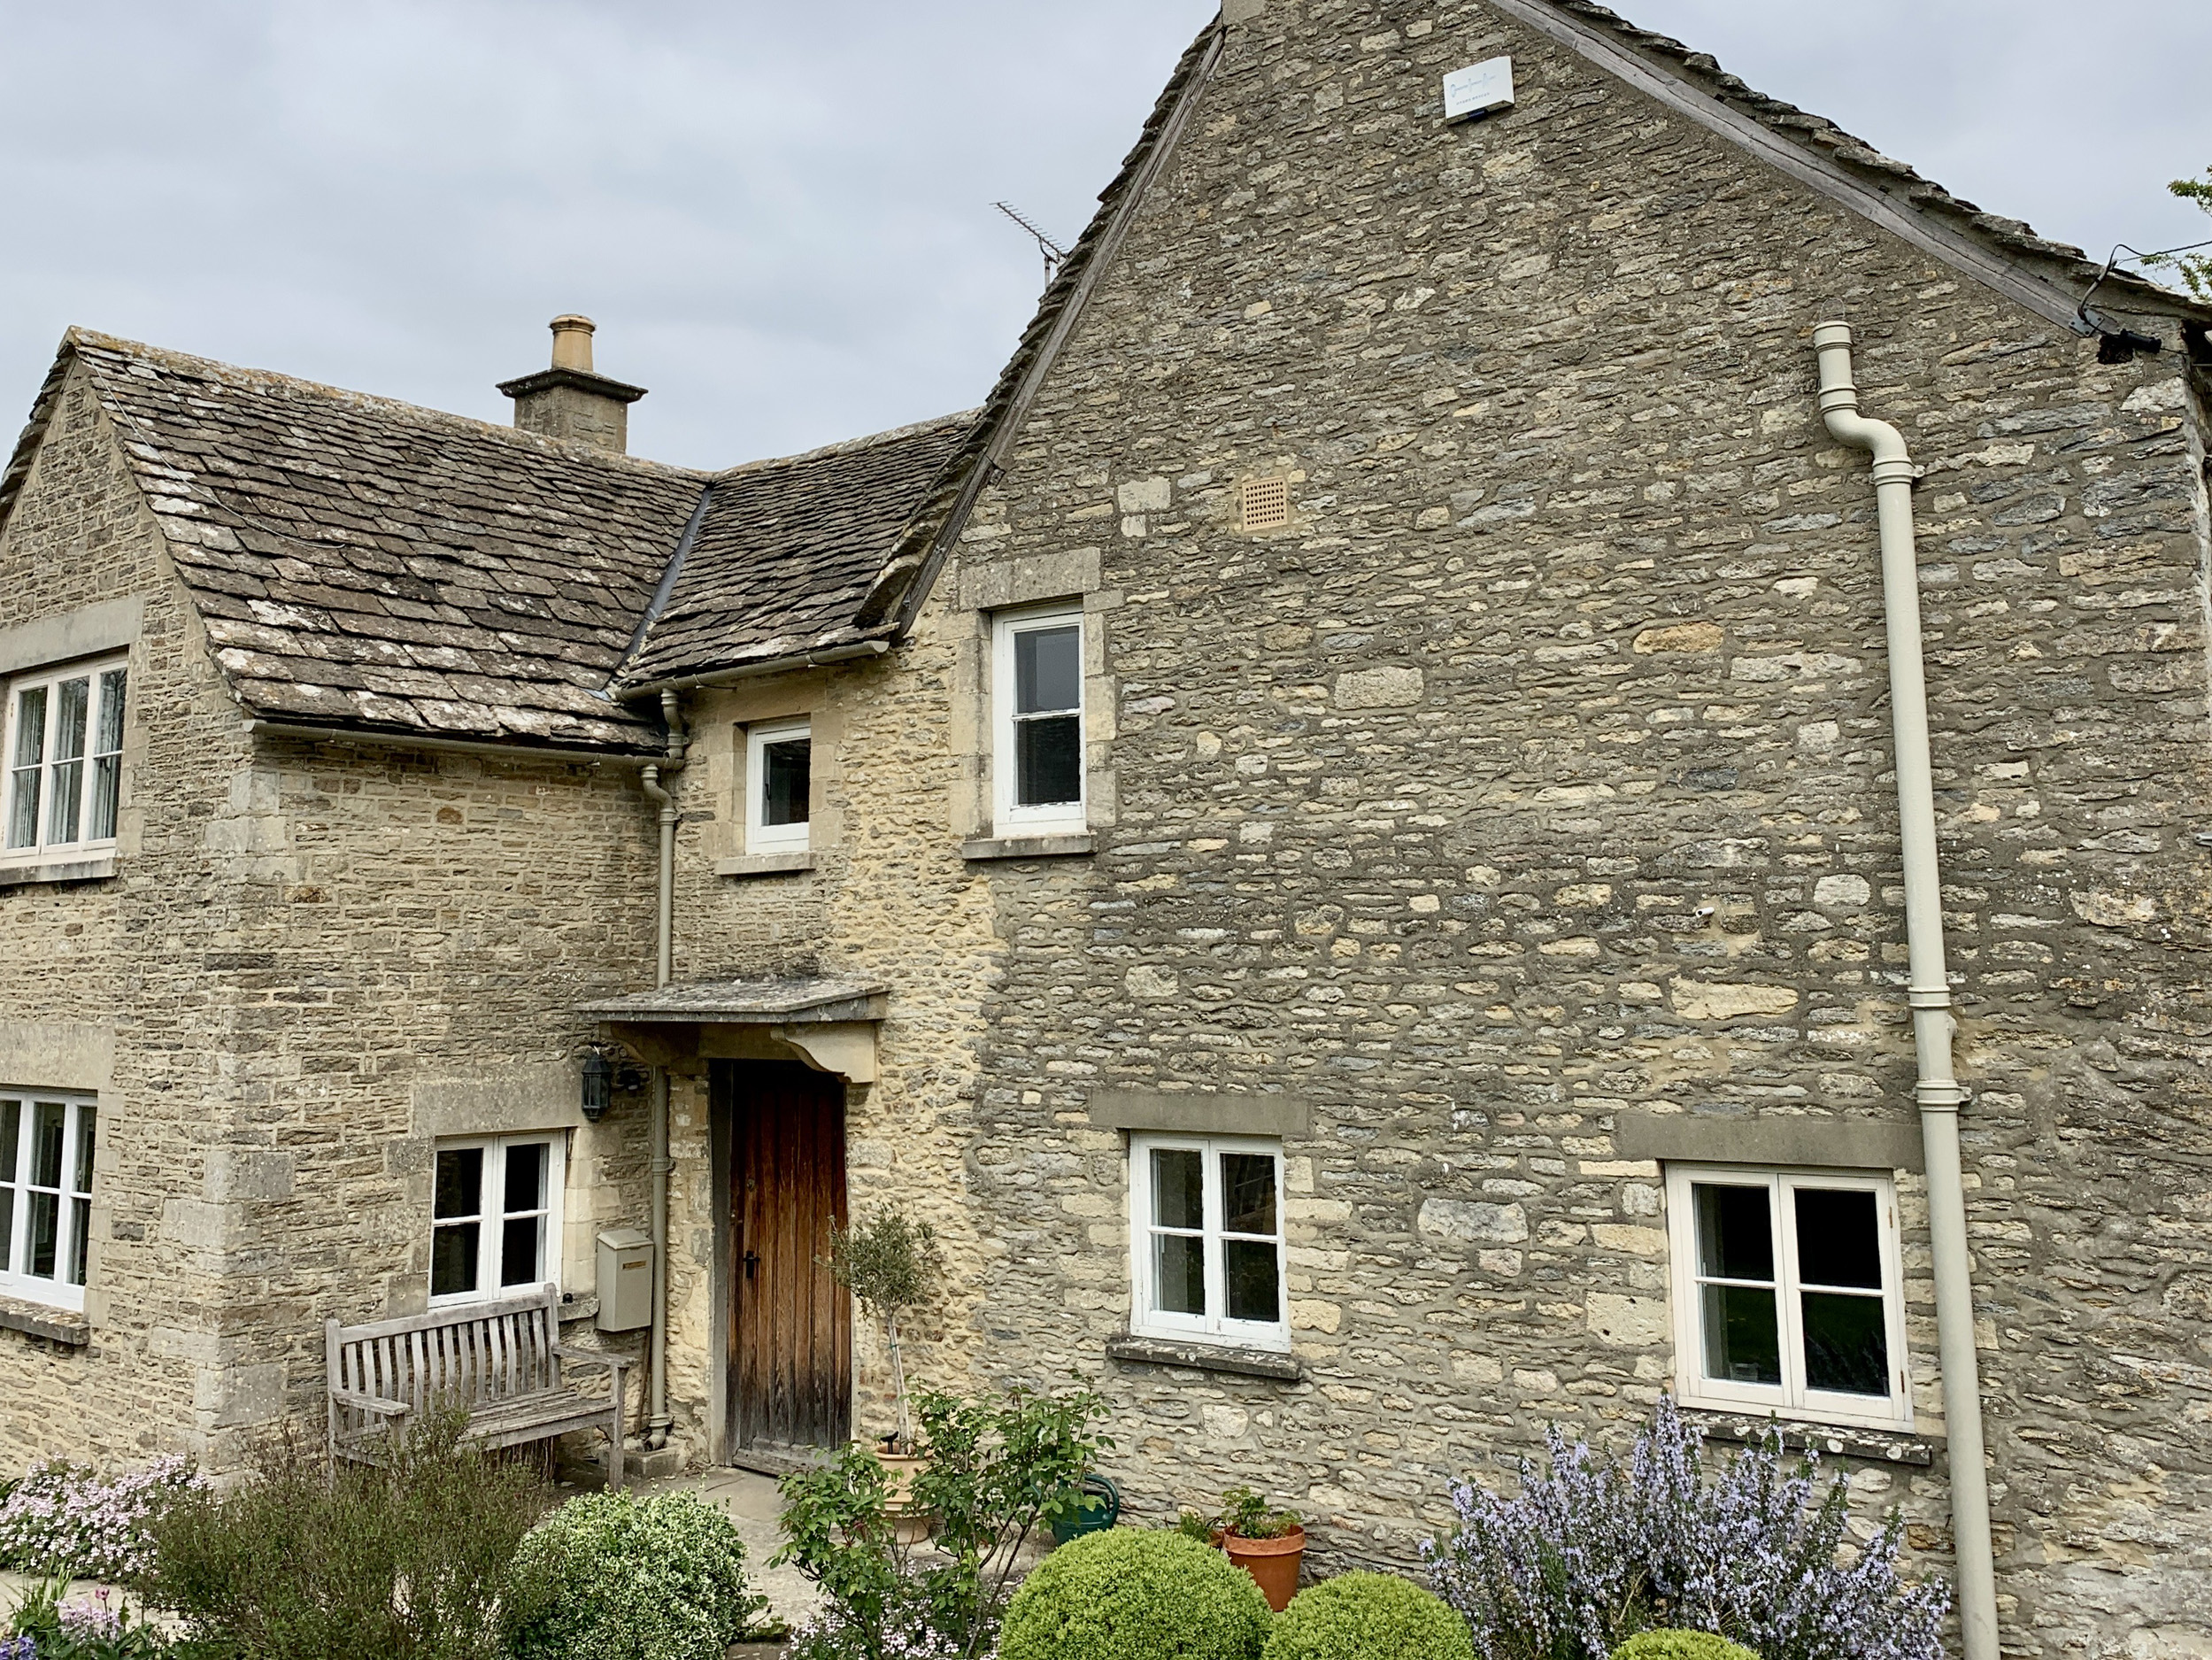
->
xmin=552 ymin=1345 xmax=632 ymax=1374
xmin=329 ymin=1388 xmax=412 ymax=1418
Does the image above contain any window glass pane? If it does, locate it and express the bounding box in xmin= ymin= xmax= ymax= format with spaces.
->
xmin=1700 ymin=1284 xmax=1781 ymax=1385
xmin=1225 ymin=1239 xmax=1280 ymax=1324
xmin=760 ymin=737 xmax=811 ymax=827
xmin=11 ymin=687 xmax=45 ymax=769
xmin=1150 ymin=1149 xmax=1203 ymax=1231
xmin=501 ymin=1216 xmax=543 ymax=1286
xmin=95 ymin=671 xmax=127 ymax=754
xmin=31 ymin=1103 xmax=66 ymax=1189
xmin=1802 ymin=1292 xmax=1889 ymax=1395
xmin=0 ymin=1101 xmax=14 ymax=1277
xmin=7 ymin=683 xmax=42 ymax=850
xmin=1152 ymin=1231 xmax=1205 ymax=1316
xmin=1014 ymin=624 xmax=1080 ymax=715
xmin=72 ymin=1105 xmax=96 ymax=1196
xmin=89 ymin=758 xmax=120 ymax=842
xmin=1694 ymin=1183 xmax=1774 ymax=1282
xmin=51 ymin=679 xmax=89 ymax=762
xmin=1793 ymin=1188 xmax=1882 ymax=1289
xmin=503 ymin=1142 xmax=546 ymax=1215
xmin=46 ymin=760 xmax=82 ymax=845
xmin=1015 ymin=713 xmax=1082 ymax=807
xmin=6 ymin=768 xmax=39 ymax=850
xmin=1222 ymin=1154 xmax=1277 ymax=1236
xmin=46 ymin=682 xmax=88 ymax=845
xmin=68 ymin=1198 xmax=89 ymax=1287
xmin=28 ymin=1193 xmax=58 ymax=1279
xmin=431 ymin=1224 xmax=479 ymax=1297
xmin=434 ymin=1147 xmax=483 ymax=1220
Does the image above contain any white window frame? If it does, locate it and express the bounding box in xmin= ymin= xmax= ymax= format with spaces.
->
xmin=744 ymin=718 xmax=813 ymax=854
xmin=0 ymin=1090 xmax=98 ymax=1313
xmin=991 ymin=606 xmax=1086 ymax=836
xmin=1128 ymin=1132 xmax=1289 ymax=1352
xmin=1663 ymin=1163 xmax=1911 ymax=1432
xmin=3 ymin=655 xmax=127 ymax=868
xmin=428 ymin=1134 xmax=567 ymax=1308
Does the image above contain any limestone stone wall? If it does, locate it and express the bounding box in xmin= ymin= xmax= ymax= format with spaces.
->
xmin=659 ymin=622 xmax=1013 ymax=1453
xmin=0 ymin=360 xmax=254 ymax=1468
xmin=0 ymin=360 xmax=675 ymax=1471
xmin=935 ymin=2 xmax=2212 ymax=1653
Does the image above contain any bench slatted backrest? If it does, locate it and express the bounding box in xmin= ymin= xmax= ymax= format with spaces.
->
xmin=327 ymin=1285 xmax=561 ymax=1448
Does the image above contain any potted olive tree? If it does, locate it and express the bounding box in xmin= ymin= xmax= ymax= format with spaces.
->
xmin=826 ymin=1208 xmax=944 ymax=1525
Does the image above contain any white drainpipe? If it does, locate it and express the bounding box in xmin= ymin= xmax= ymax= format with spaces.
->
xmin=1815 ymin=321 xmax=1998 ymax=1660
xmin=636 ymin=690 xmax=688 ymax=1452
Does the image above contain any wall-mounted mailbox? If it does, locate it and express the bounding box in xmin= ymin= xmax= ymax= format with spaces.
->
xmin=596 ymin=1228 xmax=652 ymax=1332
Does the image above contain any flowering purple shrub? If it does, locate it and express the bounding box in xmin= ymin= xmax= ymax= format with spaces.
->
xmin=0 ymin=1457 xmax=207 ymax=1582
xmin=1422 ymin=1397 xmax=1949 ymax=1660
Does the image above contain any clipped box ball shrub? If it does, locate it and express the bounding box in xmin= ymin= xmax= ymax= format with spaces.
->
xmin=998 ymin=1528 xmax=1274 ymax=1660
xmin=508 ymin=1488 xmax=768 ymax=1660
xmin=1265 ymin=1572 xmax=1475 ymax=1660
xmin=1611 ymin=1634 xmax=1760 ymax=1660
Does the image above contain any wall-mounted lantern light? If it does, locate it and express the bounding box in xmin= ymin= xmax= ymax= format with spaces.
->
xmin=582 ymin=1048 xmax=615 ymax=1123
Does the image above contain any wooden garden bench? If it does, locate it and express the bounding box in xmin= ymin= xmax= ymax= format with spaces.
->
xmin=325 ymin=1283 xmax=630 ymax=1486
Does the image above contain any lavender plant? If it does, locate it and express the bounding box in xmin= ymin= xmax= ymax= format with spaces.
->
xmin=0 ymin=1458 xmax=205 ymax=1583
xmin=1422 ymin=1397 xmax=1949 ymax=1660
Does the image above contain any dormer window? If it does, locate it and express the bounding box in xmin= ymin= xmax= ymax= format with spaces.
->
xmin=4 ymin=659 xmax=126 ymax=869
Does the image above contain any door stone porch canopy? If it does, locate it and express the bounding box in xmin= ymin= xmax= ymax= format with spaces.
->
xmin=578 ymin=977 xmax=888 ymax=1084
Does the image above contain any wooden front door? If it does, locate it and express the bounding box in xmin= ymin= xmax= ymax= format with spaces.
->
xmin=723 ymin=1062 xmax=851 ymax=1453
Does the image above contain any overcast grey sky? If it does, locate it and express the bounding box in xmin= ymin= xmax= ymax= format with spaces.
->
xmin=3 ymin=2 xmax=2208 ymax=471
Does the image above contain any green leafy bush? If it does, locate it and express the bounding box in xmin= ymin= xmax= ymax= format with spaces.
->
xmin=508 ymin=1488 xmax=767 ymax=1660
xmin=1265 ymin=1573 xmax=1474 ymax=1660
xmin=997 ymin=1529 xmax=1273 ymax=1660
xmin=781 ymin=1384 xmax=1112 ymax=1659
xmin=1221 ymin=1486 xmax=1301 ymax=1542
xmin=1610 ymin=1634 xmax=1760 ymax=1660
xmin=144 ymin=1411 xmax=553 ymax=1660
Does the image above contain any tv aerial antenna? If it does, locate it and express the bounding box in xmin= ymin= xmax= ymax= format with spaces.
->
xmin=994 ymin=201 xmax=1069 ymax=280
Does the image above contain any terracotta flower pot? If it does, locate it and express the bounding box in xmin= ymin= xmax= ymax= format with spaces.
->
xmin=874 ymin=1448 xmax=934 ymax=1544
xmin=1223 ymin=1525 xmax=1306 ymax=1612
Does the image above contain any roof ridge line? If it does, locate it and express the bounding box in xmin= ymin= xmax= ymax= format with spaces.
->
xmin=63 ymin=328 xmax=714 ymax=480
xmin=710 ymin=408 xmax=983 ymax=481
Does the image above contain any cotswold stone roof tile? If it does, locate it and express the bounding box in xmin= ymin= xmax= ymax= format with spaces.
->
xmin=613 ymin=412 xmax=977 ymax=691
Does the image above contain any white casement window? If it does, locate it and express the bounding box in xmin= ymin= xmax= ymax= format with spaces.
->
xmin=1129 ymin=1133 xmax=1288 ymax=1351
xmin=1664 ymin=1164 xmax=1911 ymax=1430
xmin=4 ymin=658 xmax=127 ymax=866
xmin=991 ymin=607 xmax=1085 ymax=835
xmin=745 ymin=719 xmax=813 ymax=854
xmin=430 ymin=1135 xmax=566 ymax=1305
xmin=0 ymin=1093 xmax=97 ymax=1312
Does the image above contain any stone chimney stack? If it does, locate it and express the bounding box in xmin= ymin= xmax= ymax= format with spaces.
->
xmin=497 ymin=315 xmax=647 ymax=453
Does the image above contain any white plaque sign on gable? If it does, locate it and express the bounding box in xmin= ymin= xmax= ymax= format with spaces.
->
xmin=1444 ymin=57 xmax=1515 ymax=122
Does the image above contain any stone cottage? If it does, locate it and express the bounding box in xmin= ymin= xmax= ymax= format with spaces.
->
xmin=3 ymin=2 xmax=2208 ymax=1655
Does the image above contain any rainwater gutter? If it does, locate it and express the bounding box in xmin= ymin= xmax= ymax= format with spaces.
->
xmin=636 ymin=687 xmax=688 ymax=1452
xmin=1813 ymin=321 xmax=1998 ymax=1660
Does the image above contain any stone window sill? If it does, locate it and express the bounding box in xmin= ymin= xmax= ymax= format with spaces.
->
xmin=1106 ymin=1332 xmax=1302 ymax=1382
xmin=0 ymin=855 xmax=117 ymax=889
xmin=714 ymin=853 xmax=815 ymax=878
xmin=962 ymin=833 xmax=1095 ymax=862
xmin=1684 ymin=1409 xmax=1933 ymax=1467
xmin=0 ymin=1294 xmax=90 ymax=1347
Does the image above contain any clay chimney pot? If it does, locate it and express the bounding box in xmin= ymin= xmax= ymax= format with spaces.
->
xmin=549 ymin=314 xmax=597 ymax=373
